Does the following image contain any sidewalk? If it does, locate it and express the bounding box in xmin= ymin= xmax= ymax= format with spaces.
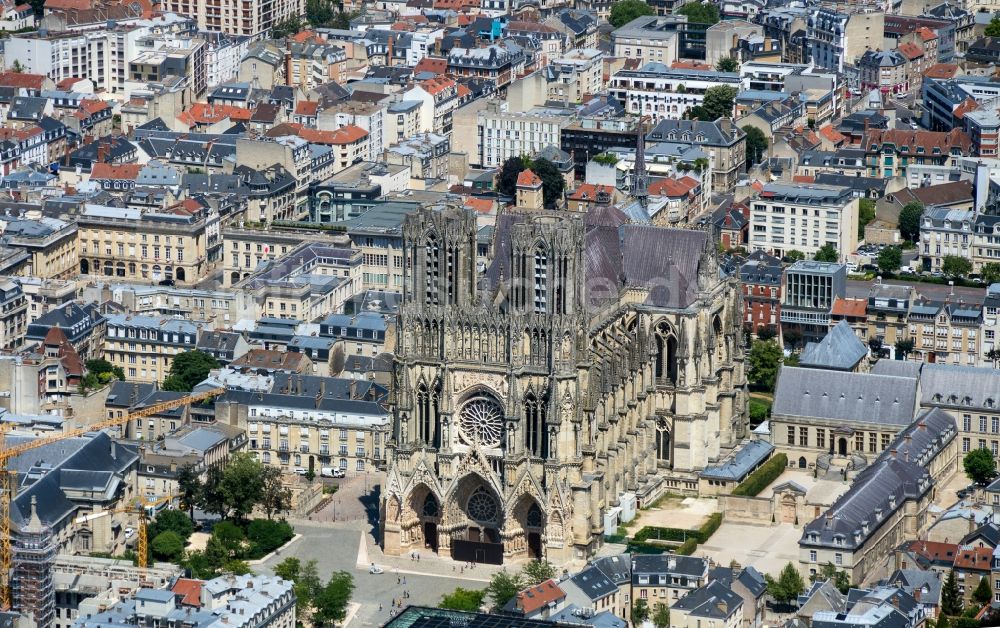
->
xmin=359 ymin=529 xmax=508 ymax=583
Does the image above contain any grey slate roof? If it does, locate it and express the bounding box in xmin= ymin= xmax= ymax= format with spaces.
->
xmin=869 ymin=360 xmax=922 ymax=379
xmin=707 ymin=565 xmax=767 ymax=599
xmin=799 ymin=321 xmax=868 ymax=371
xmin=631 ymin=554 xmax=708 ymax=581
xmin=568 ymin=565 xmax=618 ymax=601
xmin=673 ymin=581 xmax=743 ymax=619
xmin=919 ymin=363 xmax=1000 ymax=409
xmin=773 ymin=367 xmax=917 ymax=426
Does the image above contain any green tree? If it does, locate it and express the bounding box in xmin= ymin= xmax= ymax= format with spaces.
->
xmin=200 ymin=464 xmax=228 ymax=519
xmin=938 ymin=614 xmax=952 ymax=628
xmin=486 ymin=570 xmax=524 ymax=610
xmin=260 ymin=466 xmax=292 ymax=520
xmin=716 ymin=57 xmax=739 ymax=72
xmin=943 ymin=569 xmax=963 ymax=616
xmin=85 ymin=358 xmax=125 ymax=381
xmin=814 ymin=244 xmax=839 ymax=262
xmin=609 ymin=0 xmax=654 ymax=27
xmin=313 ymin=571 xmax=355 ymax=626
xmin=219 ymin=452 xmax=267 ymax=522
xmin=521 ymin=560 xmax=557 ymax=586
xmin=974 ymin=575 xmax=993 ymax=607
xmin=150 ymin=531 xmax=185 ymax=562
xmin=497 ymin=156 xmax=525 ymax=197
xmin=440 ymin=588 xmax=487 ymax=611
xmin=895 ymin=338 xmax=914 ymax=359
xmin=330 ymin=10 xmax=357 ymax=29
xmin=986 ymin=348 xmax=1000 ymax=367
xmin=271 ymin=15 xmax=304 ymax=38
xmin=223 ymin=560 xmax=252 ymax=575
xmin=161 ymin=350 xmax=219 ymax=392
xmin=177 ymin=463 xmax=202 ymax=521
xmin=986 ymin=15 xmax=1000 ymax=37
xmin=869 ymin=336 xmax=884 ymax=358
xmin=982 ymin=262 xmax=1000 ymax=286
xmin=877 ymin=246 xmax=902 ymax=274
xmin=273 ymin=557 xmax=301 ymax=582
xmin=766 ymin=562 xmax=805 ymax=604
xmin=859 ymin=198 xmax=876 ymax=238
xmin=675 ymin=1 xmax=720 ymax=25
xmin=652 ymin=603 xmax=670 ymax=628
xmin=742 ymin=125 xmax=768 ymax=168
xmin=747 ymin=339 xmax=783 ymax=391
xmin=631 ymin=599 xmax=650 ymax=625
xmin=247 ymin=519 xmax=294 ymax=556
xmin=942 ymin=255 xmax=973 ymax=280
xmin=306 ymin=0 xmax=334 ymax=25
xmin=10 ymin=60 xmax=24 ymax=73
xmin=296 ymin=560 xmax=323 ymax=609
xmin=964 ymin=448 xmax=997 ymax=485
xmin=210 ymin=521 xmax=246 ymax=560
xmin=786 ymin=250 xmax=805 ymax=262
xmin=811 ymin=563 xmax=850 ymax=594
xmin=899 ymin=201 xmax=924 ymax=242
xmin=148 ymin=509 xmax=194 ymax=542
xmin=531 ymin=158 xmax=566 ymax=208
xmin=686 ymin=85 xmax=736 ymax=121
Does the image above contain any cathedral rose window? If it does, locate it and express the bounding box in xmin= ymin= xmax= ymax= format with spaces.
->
xmin=458 ymin=395 xmax=504 ymax=448
xmin=467 ymin=487 xmax=500 ymax=523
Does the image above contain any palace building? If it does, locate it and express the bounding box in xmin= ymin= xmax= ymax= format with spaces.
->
xmin=379 ymin=200 xmax=748 ymax=565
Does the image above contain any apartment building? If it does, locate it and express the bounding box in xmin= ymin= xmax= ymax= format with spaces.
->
xmin=609 ymin=64 xmax=742 ymax=122
xmin=864 ymin=129 xmax=972 ymax=178
xmin=216 ymin=377 xmax=390 ymax=473
xmin=964 ymin=108 xmax=1000 ymax=158
xmin=807 ymin=9 xmax=884 ymax=72
xmin=546 ymin=49 xmax=603 ymax=103
xmin=0 ymin=214 xmax=78 ymax=280
xmin=631 ymin=555 xmax=710 ymax=605
xmin=645 ymin=118 xmax=747 ymax=193
xmin=740 ymin=251 xmax=782 ymax=336
xmin=162 ymin=0 xmax=305 ymax=37
xmin=476 ymin=100 xmax=573 ymax=168
xmin=749 ymin=183 xmax=859 ymax=260
xmin=221 ymin=226 xmax=352 ymax=287
xmin=75 ymin=204 xmax=221 ymax=286
xmin=0 ymin=278 xmax=27 ymax=351
xmin=866 ymin=283 xmax=916 ymax=359
xmin=907 ymin=300 xmax=982 ymax=366
xmin=103 ymin=313 xmax=203 ymax=383
xmin=611 ymin=16 xmax=680 ymax=65
xmin=858 ymin=49 xmax=908 ymax=95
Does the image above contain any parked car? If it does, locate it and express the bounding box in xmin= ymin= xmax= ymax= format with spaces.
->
xmin=293 ymin=467 xmax=307 ymax=475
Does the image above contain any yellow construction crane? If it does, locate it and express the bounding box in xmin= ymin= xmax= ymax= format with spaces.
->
xmin=0 ymin=386 xmax=226 ymax=607
xmin=73 ymin=493 xmax=177 ymax=571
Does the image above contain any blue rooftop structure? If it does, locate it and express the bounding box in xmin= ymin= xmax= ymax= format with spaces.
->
xmin=699 ymin=440 xmax=775 ymax=481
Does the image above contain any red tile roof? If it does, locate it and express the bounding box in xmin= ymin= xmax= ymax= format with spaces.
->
xmin=513 ymin=580 xmax=565 ymax=615
xmin=0 ymin=71 xmax=47 ymax=90
xmin=414 ymin=57 xmax=448 ymax=76
xmin=905 ymin=540 xmax=958 ymax=564
xmin=177 ymin=103 xmax=253 ymax=126
xmin=517 ymin=169 xmax=542 ymax=188
xmin=172 ymin=578 xmax=202 ymax=607
xmin=671 ymin=60 xmax=713 ymax=71
xmin=420 ymin=75 xmax=457 ymax=95
xmin=923 ymin=63 xmax=958 ymax=79
xmin=79 ymin=98 xmax=110 ymax=114
xmin=56 ymin=77 xmax=83 ymax=90
xmin=864 ymin=127 xmax=972 ymax=154
xmin=464 ymin=197 xmax=494 ymax=214
xmin=954 ymin=98 xmax=978 ymax=121
xmin=90 ymin=163 xmax=142 ymax=180
xmin=954 ymin=546 xmax=993 ymax=572
xmin=298 ymin=124 xmax=368 ymax=145
xmin=294 ymin=100 xmax=319 ymax=116
xmin=831 ymin=297 xmax=867 ymax=318
xmin=648 ymin=177 xmax=698 ymax=198
xmin=43 ymin=0 xmax=90 ymax=10
xmin=819 ymin=124 xmax=846 ymax=144
xmin=568 ymin=183 xmax=614 ymax=201
xmin=915 ymin=26 xmax=937 ymax=42
xmin=898 ymin=42 xmax=924 ymax=61
xmin=792 ymin=175 xmax=815 ymax=183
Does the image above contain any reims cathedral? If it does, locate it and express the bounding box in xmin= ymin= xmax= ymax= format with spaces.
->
xmin=380 ymin=201 xmax=747 ymax=564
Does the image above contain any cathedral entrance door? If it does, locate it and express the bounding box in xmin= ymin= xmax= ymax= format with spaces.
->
xmin=838 ymin=438 xmax=847 ymax=457
xmin=527 ymin=532 xmax=542 ymax=559
xmin=423 ymin=522 xmax=438 ymax=551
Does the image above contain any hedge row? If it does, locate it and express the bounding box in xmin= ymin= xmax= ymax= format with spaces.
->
xmin=633 ymin=526 xmax=701 ymax=544
xmin=699 ymin=513 xmax=722 ymax=539
xmin=731 ymin=453 xmax=788 ymax=497
xmin=676 ymin=538 xmax=698 ymax=555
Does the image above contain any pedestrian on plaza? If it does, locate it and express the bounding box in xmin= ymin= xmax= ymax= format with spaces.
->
xmin=379 ymin=603 xmax=383 ymax=612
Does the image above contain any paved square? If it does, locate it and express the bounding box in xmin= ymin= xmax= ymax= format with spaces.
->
xmin=698 ymin=520 xmax=804 ymax=576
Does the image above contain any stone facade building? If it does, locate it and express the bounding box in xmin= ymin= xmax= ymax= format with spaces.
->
xmin=380 ymin=203 xmax=747 ymax=565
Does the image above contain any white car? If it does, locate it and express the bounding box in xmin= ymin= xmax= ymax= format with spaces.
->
xmin=124 ymin=528 xmax=135 ymax=539
xmin=321 ymin=467 xmax=346 ymax=478
xmin=293 ymin=468 xmax=307 ymax=475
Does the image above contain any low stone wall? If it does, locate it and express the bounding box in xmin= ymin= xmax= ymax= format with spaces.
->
xmin=719 ymin=495 xmax=776 ymax=525
xmin=290 ymin=482 xmax=324 ymax=516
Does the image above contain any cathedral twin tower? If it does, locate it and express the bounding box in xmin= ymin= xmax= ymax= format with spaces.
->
xmin=380 ymin=202 xmax=747 ymax=565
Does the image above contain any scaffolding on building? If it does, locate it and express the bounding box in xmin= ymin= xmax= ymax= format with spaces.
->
xmin=12 ymin=497 xmax=56 ymax=628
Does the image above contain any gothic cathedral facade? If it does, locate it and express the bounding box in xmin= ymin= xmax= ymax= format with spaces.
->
xmin=380 ymin=203 xmax=747 ymax=565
